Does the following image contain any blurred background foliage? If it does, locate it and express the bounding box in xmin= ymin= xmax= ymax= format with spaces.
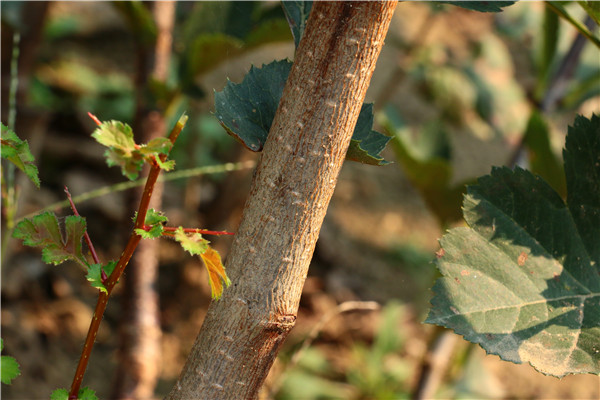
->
xmin=1 ymin=1 xmax=598 ymax=399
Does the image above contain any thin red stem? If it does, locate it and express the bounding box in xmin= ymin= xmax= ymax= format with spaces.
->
xmin=87 ymin=112 xmax=102 ymax=126
xmin=144 ymin=225 xmax=234 ymax=236
xmin=64 ymin=186 xmax=101 ymax=265
xmin=68 ymin=115 xmax=187 ymax=399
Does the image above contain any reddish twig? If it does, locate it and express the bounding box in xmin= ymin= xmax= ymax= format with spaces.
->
xmin=68 ymin=115 xmax=187 ymax=399
xmin=87 ymin=112 xmax=102 ymax=126
xmin=64 ymin=186 xmax=101 ymax=266
xmin=153 ymin=226 xmax=234 ymax=236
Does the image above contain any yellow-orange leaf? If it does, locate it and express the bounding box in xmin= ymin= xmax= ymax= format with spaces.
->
xmin=200 ymin=246 xmax=231 ymax=300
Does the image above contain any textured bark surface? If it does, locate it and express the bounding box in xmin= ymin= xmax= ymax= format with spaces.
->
xmin=167 ymin=2 xmax=397 ymax=399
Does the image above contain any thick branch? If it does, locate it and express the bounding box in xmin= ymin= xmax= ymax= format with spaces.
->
xmin=166 ymin=2 xmax=397 ymax=399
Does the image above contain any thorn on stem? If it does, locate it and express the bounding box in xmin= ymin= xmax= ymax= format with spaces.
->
xmin=101 ymin=268 xmax=108 ymax=283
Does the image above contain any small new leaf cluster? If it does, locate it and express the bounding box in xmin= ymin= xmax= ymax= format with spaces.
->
xmin=1 ymin=123 xmax=40 ymax=188
xmin=134 ymin=208 xmax=168 ymax=239
xmin=91 ymin=120 xmax=175 ymax=180
xmin=13 ymin=212 xmax=115 ymax=294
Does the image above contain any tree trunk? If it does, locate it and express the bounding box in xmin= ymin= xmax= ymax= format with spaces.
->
xmin=166 ymin=2 xmax=397 ymax=398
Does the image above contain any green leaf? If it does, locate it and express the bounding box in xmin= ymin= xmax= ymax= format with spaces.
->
xmin=92 ymin=120 xmax=174 ymax=180
xmin=86 ymin=261 xmax=116 ymax=294
xmin=1 ymin=339 xmax=20 ymax=385
xmin=1 ymin=123 xmax=40 ymax=188
xmin=346 ymin=104 xmax=391 ymax=166
xmin=174 ymin=227 xmax=209 ymax=256
xmin=214 ymin=60 xmax=390 ymax=164
xmin=49 ymin=387 xmax=97 ymax=400
xmin=12 ymin=212 xmax=88 ymax=268
xmin=282 ymin=1 xmax=313 ymax=48
xmin=77 ymin=387 xmax=98 ymax=400
xmin=436 ymin=1 xmax=516 ymax=12
xmin=563 ymin=114 xmax=600 ymax=264
xmin=92 ymin=120 xmax=142 ymax=180
xmin=134 ymin=209 xmax=167 ymax=239
xmin=426 ymin=114 xmax=600 ymax=377
xmin=50 ymin=388 xmax=69 ymax=400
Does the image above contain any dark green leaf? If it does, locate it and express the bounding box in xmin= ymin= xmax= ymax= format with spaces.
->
xmin=12 ymin=212 xmax=88 ymax=268
xmin=346 ymin=104 xmax=391 ymax=165
xmin=1 ymin=123 xmax=40 ymax=188
xmin=563 ymin=114 xmax=600 ymax=264
xmin=282 ymin=1 xmax=313 ymax=48
xmin=523 ymin=110 xmax=566 ymax=197
xmin=436 ymin=1 xmax=516 ymax=12
xmin=426 ymin=114 xmax=600 ymax=377
xmin=215 ymin=60 xmax=390 ymax=164
xmin=215 ymin=60 xmax=289 ymax=152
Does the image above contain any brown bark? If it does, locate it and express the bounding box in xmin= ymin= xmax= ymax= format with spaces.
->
xmin=166 ymin=2 xmax=397 ymax=399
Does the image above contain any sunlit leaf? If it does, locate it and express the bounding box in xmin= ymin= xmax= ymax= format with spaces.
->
xmin=174 ymin=227 xmax=209 ymax=256
xmin=201 ymin=246 xmax=231 ymax=300
xmin=12 ymin=212 xmax=88 ymax=268
xmin=1 ymin=123 xmax=40 ymax=188
xmin=426 ymin=114 xmax=600 ymax=377
xmin=91 ymin=120 xmax=174 ymax=180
